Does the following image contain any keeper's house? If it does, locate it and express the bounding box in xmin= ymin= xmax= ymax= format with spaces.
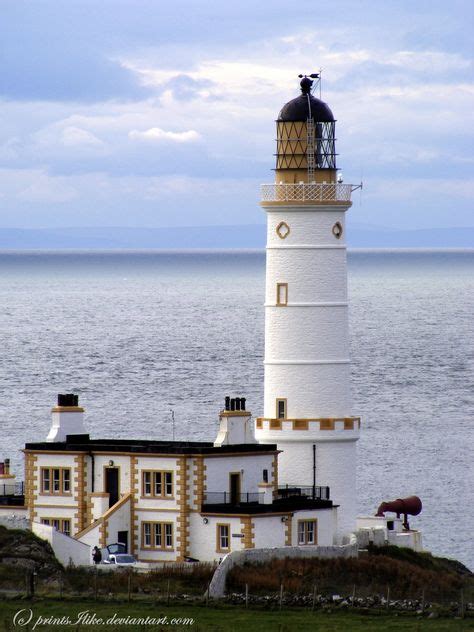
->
xmin=18 ymin=394 xmax=337 ymax=563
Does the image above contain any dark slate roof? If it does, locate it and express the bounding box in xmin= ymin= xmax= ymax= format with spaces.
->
xmin=24 ymin=434 xmax=277 ymax=455
xmin=278 ymin=94 xmax=335 ymax=122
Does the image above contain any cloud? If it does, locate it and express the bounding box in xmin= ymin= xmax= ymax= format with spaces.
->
xmin=11 ymin=170 xmax=78 ymax=203
xmin=60 ymin=127 xmax=105 ymax=148
xmin=128 ymin=127 xmax=201 ymax=143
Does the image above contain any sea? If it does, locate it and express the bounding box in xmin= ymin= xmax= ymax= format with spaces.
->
xmin=0 ymin=249 xmax=472 ymax=569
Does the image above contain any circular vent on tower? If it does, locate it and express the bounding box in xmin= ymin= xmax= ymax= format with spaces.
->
xmin=276 ymin=221 xmax=290 ymax=239
xmin=332 ymin=222 xmax=343 ymax=239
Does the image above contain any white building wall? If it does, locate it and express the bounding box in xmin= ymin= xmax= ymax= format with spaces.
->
xmin=290 ymin=508 xmax=337 ymax=547
xmin=266 ymin=210 xmax=348 ymax=248
xmin=276 ymin=440 xmax=356 ymax=542
xmin=35 ymin=453 xmax=78 ymax=507
xmin=33 ymin=522 xmax=91 ymax=566
xmin=253 ymin=515 xmax=286 ymax=548
xmin=188 ymin=513 xmax=244 ymax=562
xmin=33 ymin=453 xmax=79 ymax=533
xmin=265 ymin=247 xmax=348 ymax=303
xmin=204 ymin=454 xmax=275 ymax=496
xmin=261 ymin=364 xmax=352 ymax=419
xmin=135 ymin=510 xmax=179 ymax=562
xmin=134 ymin=456 xmax=180 ymax=511
xmin=259 ymin=201 xmax=359 ymax=542
xmin=105 ymin=497 xmax=131 ymax=546
xmin=93 ymin=455 xmax=131 ymax=496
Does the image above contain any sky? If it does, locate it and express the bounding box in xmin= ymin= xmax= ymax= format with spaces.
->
xmin=0 ymin=0 xmax=473 ymax=230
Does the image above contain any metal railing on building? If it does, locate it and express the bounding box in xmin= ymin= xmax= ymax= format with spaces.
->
xmin=261 ymin=183 xmax=354 ymax=203
xmin=277 ymin=485 xmax=330 ymax=501
xmin=203 ymin=492 xmax=263 ymax=505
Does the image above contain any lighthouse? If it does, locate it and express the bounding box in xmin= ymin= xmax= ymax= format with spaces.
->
xmin=255 ymin=75 xmax=361 ymax=541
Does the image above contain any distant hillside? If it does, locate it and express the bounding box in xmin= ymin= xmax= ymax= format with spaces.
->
xmin=0 ymin=225 xmax=473 ymax=249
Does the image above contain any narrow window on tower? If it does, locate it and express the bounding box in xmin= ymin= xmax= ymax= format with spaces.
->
xmin=276 ymin=283 xmax=288 ymax=306
xmin=276 ymin=398 xmax=287 ymax=419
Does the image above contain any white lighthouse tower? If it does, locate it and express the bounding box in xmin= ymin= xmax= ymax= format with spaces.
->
xmin=256 ymin=75 xmax=361 ymax=541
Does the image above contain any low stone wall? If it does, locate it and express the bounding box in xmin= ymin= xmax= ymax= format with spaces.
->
xmin=0 ymin=515 xmax=29 ymax=531
xmin=208 ymin=537 xmax=358 ymax=598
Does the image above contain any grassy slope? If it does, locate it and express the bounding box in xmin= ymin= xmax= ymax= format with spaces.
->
xmin=227 ymin=546 xmax=474 ymax=601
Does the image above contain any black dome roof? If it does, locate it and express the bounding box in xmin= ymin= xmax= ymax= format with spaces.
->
xmin=278 ymin=94 xmax=335 ymax=123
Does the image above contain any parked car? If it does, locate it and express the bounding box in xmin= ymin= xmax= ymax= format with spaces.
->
xmin=100 ymin=542 xmax=127 ymax=563
xmin=103 ymin=553 xmax=137 ymax=566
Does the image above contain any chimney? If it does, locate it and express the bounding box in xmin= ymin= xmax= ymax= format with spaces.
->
xmin=214 ymin=396 xmax=256 ymax=447
xmin=46 ymin=393 xmax=86 ymax=442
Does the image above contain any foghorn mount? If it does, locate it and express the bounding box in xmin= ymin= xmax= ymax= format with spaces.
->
xmin=298 ymin=73 xmax=320 ymax=94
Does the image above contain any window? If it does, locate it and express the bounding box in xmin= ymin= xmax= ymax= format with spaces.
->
xmin=143 ymin=522 xmax=151 ymax=547
xmin=165 ymin=523 xmax=173 ymax=548
xmin=53 ymin=469 xmax=60 ymax=493
xmin=262 ymin=469 xmax=268 ymax=483
xmin=42 ymin=469 xmax=50 ymax=493
xmin=143 ymin=472 xmax=151 ymax=495
xmin=142 ymin=522 xmax=174 ymax=550
xmin=155 ymin=472 xmax=162 ymax=496
xmin=63 ymin=469 xmax=70 ymax=493
xmin=142 ymin=471 xmax=174 ymax=498
xmin=165 ymin=472 xmax=173 ymax=496
xmin=298 ymin=519 xmax=317 ymax=545
xmin=41 ymin=468 xmax=71 ymax=495
xmin=217 ymin=524 xmax=230 ymax=552
xmin=41 ymin=518 xmax=71 ymax=536
xmin=276 ymin=283 xmax=288 ymax=306
xmin=276 ymin=399 xmax=287 ymax=419
xmin=154 ymin=523 xmax=162 ymax=547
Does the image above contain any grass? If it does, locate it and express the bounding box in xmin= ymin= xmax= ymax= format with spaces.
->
xmin=0 ymin=599 xmax=473 ymax=632
xmin=227 ymin=547 xmax=474 ymax=602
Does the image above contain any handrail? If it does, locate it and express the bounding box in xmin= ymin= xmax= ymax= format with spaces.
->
xmin=261 ymin=183 xmax=354 ymax=203
xmin=203 ymin=492 xmax=263 ymax=505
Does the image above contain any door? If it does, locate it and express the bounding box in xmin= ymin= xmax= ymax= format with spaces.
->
xmin=117 ymin=530 xmax=128 ymax=553
xmin=105 ymin=467 xmax=119 ymax=507
xmin=229 ymin=473 xmax=241 ymax=505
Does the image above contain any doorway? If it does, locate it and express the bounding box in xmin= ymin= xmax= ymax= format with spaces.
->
xmin=229 ymin=472 xmax=241 ymax=505
xmin=117 ymin=530 xmax=128 ymax=553
xmin=104 ymin=467 xmax=119 ymax=507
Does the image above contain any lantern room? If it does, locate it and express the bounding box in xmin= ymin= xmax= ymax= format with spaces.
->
xmin=275 ymin=75 xmax=337 ymax=184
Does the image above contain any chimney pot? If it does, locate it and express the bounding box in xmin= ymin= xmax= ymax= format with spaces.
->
xmin=225 ymin=396 xmax=230 ymax=411
xmin=57 ymin=393 xmax=79 ymax=407
xmin=230 ymin=398 xmax=236 ymax=411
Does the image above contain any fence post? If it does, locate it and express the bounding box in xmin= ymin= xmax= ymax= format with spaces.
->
xmin=352 ymin=584 xmax=356 ymax=606
xmin=311 ymin=584 xmax=317 ymax=612
xmin=206 ymin=583 xmax=210 ymax=606
xmin=167 ymin=579 xmax=170 ymax=606
xmin=421 ymin=589 xmax=425 ymax=613
xmin=279 ymin=583 xmax=283 ymax=611
xmin=460 ymin=589 xmax=464 ymax=619
xmin=127 ymin=569 xmax=132 ymax=602
xmin=245 ymin=584 xmax=249 ymax=609
xmin=94 ymin=566 xmax=98 ymax=602
xmin=386 ymin=585 xmax=390 ymax=610
xmin=59 ymin=572 xmax=63 ymax=599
